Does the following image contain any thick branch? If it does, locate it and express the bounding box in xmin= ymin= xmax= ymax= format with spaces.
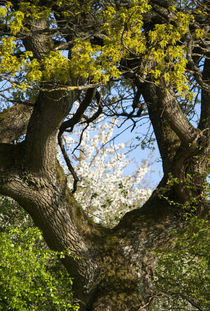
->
xmin=0 ymin=158 xmax=105 ymax=308
xmin=23 ymin=18 xmax=53 ymax=59
xmin=159 ymin=88 xmax=199 ymax=145
xmin=141 ymin=83 xmax=181 ymax=174
xmin=59 ymin=87 xmax=96 ymax=134
xmin=0 ymin=91 xmax=106 ymax=309
xmin=141 ymin=81 xmax=205 ymax=176
xmin=0 ymin=104 xmax=33 ymax=143
xmin=24 ymin=90 xmax=74 ymax=173
xmin=199 ymin=57 xmax=210 ymax=131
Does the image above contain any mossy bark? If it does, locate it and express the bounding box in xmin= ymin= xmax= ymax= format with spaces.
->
xmin=0 ymin=83 xmax=209 ymax=310
xmin=0 ymin=5 xmax=209 ymax=309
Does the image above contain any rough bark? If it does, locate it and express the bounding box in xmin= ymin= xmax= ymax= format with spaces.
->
xmin=0 ymin=1 xmax=209 ymax=310
xmin=140 ymin=80 xmax=209 ymax=205
xmin=0 ymin=104 xmax=33 ymax=143
xmin=0 ymin=133 xmax=179 ymax=310
xmin=0 ymin=88 xmax=103 ymax=306
xmin=0 ymin=86 xmax=208 ymax=310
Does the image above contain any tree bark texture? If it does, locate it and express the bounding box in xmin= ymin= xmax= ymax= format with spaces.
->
xmin=0 ymin=1 xmax=209 ymax=310
xmin=0 ymin=82 xmax=209 ymax=310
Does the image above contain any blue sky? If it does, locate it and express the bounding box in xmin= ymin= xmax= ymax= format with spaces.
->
xmin=109 ymin=117 xmax=163 ymax=189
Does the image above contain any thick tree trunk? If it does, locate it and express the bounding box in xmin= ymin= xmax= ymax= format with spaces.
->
xmin=0 ymin=152 xmax=207 ymax=311
xmin=0 ymin=8 xmax=209 ymax=308
xmin=87 ymin=195 xmax=178 ymax=311
xmin=0 ymin=159 xmax=179 ymax=310
xmin=0 ymin=87 xmax=209 ymax=310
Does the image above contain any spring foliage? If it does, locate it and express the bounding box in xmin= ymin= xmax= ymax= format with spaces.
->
xmin=0 ymin=1 xmax=209 ymax=310
xmin=154 ymin=216 xmax=210 ymax=311
xmin=0 ymin=0 xmax=207 ymax=99
xmin=0 ymin=197 xmax=79 ymax=311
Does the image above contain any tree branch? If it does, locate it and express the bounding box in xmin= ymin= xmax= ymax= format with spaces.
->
xmin=58 ymin=133 xmax=79 ymax=194
xmin=159 ymin=88 xmax=199 ymax=146
xmin=0 ymin=104 xmax=33 ymax=143
xmin=58 ymin=88 xmax=97 ymax=192
xmin=199 ymin=57 xmax=210 ymax=131
xmin=24 ymin=90 xmax=74 ymax=173
xmin=141 ymin=82 xmax=181 ymax=174
xmin=59 ymin=87 xmax=96 ymax=135
xmin=168 ymin=291 xmax=204 ymax=311
xmin=22 ymin=18 xmax=53 ymax=60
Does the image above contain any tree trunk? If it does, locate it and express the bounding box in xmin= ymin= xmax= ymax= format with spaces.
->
xmin=0 ymin=156 xmax=179 ymax=310
xmin=0 ymin=5 xmax=209 ymax=308
xmin=0 ymin=82 xmax=209 ymax=310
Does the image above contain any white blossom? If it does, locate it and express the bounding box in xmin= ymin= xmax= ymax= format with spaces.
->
xmin=59 ymin=118 xmax=152 ymax=227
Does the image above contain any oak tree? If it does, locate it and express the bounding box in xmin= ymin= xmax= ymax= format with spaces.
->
xmin=0 ymin=0 xmax=209 ymax=310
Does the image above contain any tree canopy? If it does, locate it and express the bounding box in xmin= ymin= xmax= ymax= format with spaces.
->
xmin=0 ymin=0 xmax=209 ymax=310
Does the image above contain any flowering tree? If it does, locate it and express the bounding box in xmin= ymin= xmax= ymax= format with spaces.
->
xmin=63 ymin=119 xmax=152 ymax=226
xmin=0 ymin=0 xmax=209 ymax=310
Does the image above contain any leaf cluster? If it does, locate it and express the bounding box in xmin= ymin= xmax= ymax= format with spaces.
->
xmin=0 ymin=0 xmax=208 ymax=102
xmin=0 ymin=197 xmax=78 ymax=311
xmin=154 ymin=216 xmax=210 ymax=311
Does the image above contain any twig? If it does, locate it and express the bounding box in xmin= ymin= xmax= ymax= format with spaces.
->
xmin=58 ymin=88 xmax=97 ymax=193
xmin=59 ymin=88 xmax=96 ymax=134
xmin=58 ymin=132 xmax=79 ymax=194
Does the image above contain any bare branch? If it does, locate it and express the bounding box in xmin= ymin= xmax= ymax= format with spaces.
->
xmin=59 ymin=88 xmax=96 ymax=135
xmin=72 ymin=91 xmax=103 ymax=153
xmin=57 ymin=88 xmax=97 ymax=192
xmin=199 ymin=57 xmax=210 ymax=131
xmin=58 ymin=132 xmax=79 ymax=194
